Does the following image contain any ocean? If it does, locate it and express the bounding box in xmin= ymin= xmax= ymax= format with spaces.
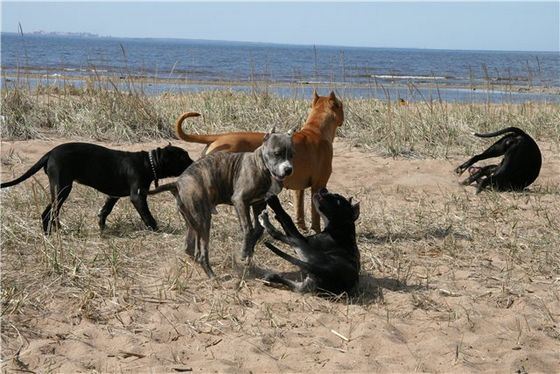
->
xmin=1 ymin=33 xmax=559 ymax=103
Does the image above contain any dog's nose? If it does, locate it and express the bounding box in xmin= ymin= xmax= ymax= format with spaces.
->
xmin=284 ymin=166 xmax=293 ymax=176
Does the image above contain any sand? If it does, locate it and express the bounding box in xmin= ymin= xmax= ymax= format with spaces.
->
xmin=1 ymin=137 xmax=559 ymax=373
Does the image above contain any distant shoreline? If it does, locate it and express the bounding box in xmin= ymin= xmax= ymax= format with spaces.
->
xmin=2 ymin=70 xmax=558 ymax=95
xmin=2 ymin=71 xmax=559 ymax=104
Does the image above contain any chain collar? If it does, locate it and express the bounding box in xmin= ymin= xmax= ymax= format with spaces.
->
xmin=148 ymin=150 xmax=159 ymax=187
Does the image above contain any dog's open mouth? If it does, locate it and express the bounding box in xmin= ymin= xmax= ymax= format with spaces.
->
xmin=271 ymin=172 xmax=286 ymax=182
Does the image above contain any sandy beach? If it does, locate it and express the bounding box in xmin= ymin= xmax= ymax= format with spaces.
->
xmin=1 ymin=136 xmax=558 ymax=372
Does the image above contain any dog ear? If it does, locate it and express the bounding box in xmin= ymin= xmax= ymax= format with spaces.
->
xmin=287 ymin=124 xmax=299 ymax=136
xmin=263 ymin=126 xmax=276 ymax=141
xmin=312 ymin=89 xmax=319 ymax=106
xmin=352 ymin=201 xmax=360 ymax=221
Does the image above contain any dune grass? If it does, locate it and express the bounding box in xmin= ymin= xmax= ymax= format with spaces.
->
xmin=2 ymin=81 xmax=559 ymax=157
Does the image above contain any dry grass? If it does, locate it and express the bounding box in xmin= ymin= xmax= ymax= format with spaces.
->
xmin=1 ymin=83 xmax=559 ymax=371
xmin=1 ymin=159 xmax=559 ymax=371
xmin=2 ymin=82 xmax=559 ymax=157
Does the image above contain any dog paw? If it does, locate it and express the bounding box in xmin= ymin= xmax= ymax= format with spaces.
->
xmin=258 ymin=210 xmax=269 ymax=227
xmin=235 ymin=252 xmax=253 ymax=266
xmin=263 ymin=273 xmax=282 ymax=284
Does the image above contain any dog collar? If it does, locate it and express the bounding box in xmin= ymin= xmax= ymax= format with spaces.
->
xmin=148 ymin=150 xmax=159 ymax=187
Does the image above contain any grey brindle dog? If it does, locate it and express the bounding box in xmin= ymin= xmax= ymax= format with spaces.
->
xmin=150 ymin=128 xmax=294 ymax=277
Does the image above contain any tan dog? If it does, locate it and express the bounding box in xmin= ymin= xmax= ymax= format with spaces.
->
xmin=175 ymin=91 xmax=344 ymax=232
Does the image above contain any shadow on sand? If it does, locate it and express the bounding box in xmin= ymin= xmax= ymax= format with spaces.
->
xmin=235 ymin=261 xmax=424 ymax=306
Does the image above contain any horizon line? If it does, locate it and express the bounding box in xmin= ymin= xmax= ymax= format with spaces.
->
xmin=1 ymin=30 xmax=558 ymax=54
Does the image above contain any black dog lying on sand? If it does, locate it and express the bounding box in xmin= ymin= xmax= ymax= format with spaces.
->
xmin=455 ymin=127 xmax=542 ymax=193
xmin=258 ymin=190 xmax=360 ymax=295
xmin=1 ymin=142 xmax=193 ymax=233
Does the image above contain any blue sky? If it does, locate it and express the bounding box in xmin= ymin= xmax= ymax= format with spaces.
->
xmin=1 ymin=1 xmax=559 ymax=51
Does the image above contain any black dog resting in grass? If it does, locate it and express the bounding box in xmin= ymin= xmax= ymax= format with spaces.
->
xmin=0 ymin=142 xmax=193 ymax=233
xmin=455 ymin=127 xmax=542 ymax=193
xmin=258 ymin=190 xmax=360 ymax=295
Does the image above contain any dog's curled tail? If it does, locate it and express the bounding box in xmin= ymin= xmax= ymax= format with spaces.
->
xmin=148 ymin=182 xmax=178 ymax=196
xmin=474 ymin=127 xmax=527 ymax=138
xmin=0 ymin=152 xmax=50 ymax=188
xmin=175 ymin=112 xmax=220 ymax=144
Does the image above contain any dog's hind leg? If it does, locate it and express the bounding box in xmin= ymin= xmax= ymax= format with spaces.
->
xmin=98 ymin=197 xmax=119 ymax=230
xmin=130 ymin=188 xmax=158 ymax=231
xmin=184 ymin=228 xmax=196 ymax=256
xmin=460 ymin=165 xmax=497 ymax=186
xmin=475 ymin=173 xmax=515 ymax=194
xmin=310 ymin=175 xmax=331 ymax=233
xmin=455 ymin=136 xmax=514 ymax=175
xmin=264 ymin=273 xmax=316 ymax=293
xmin=175 ymin=200 xmax=197 ymax=256
xmin=293 ymin=190 xmax=307 ymax=231
xmin=310 ymin=184 xmax=324 ymax=233
xmin=42 ymin=181 xmax=73 ymax=234
xmin=197 ymin=221 xmax=215 ymax=278
xmin=178 ymin=199 xmax=214 ymax=277
xmin=475 ymin=176 xmax=495 ymax=194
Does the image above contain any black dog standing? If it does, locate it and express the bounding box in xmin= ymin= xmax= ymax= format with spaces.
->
xmin=258 ymin=190 xmax=360 ymax=295
xmin=455 ymin=127 xmax=542 ymax=193
xmin=1 ymin=142 xmax=193 ymax=233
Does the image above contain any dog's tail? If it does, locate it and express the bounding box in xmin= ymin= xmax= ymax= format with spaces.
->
xmin=148 ymin=182 xmax=178 ymax=196
xmin=1 ymin=152 xmax=50 ymax=188
xmin=474 ymin=127 xmax=527 ymax=138
xmin=175 ymin=112 xmax=221 ymax=144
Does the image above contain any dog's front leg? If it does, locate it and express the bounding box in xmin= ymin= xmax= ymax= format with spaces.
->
xmin=258 ymin=210 xmax=301 ymax=246
xmin=251 ymin=201 xmax=266 ymax=240
xmin=265 ymin=195 xmax=307 ymax=243
xmin=232 ymin=196 xmax=257 ymax=260
xmin=130 ymin=188 xmax=158 ymax=231
xmin=455 ymin=136 xmax=513 ymax=175
xmin=292 ymin=190 xmax=307 ymax=231
xmin=98 ymin=196 xmax=119 ymax=230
